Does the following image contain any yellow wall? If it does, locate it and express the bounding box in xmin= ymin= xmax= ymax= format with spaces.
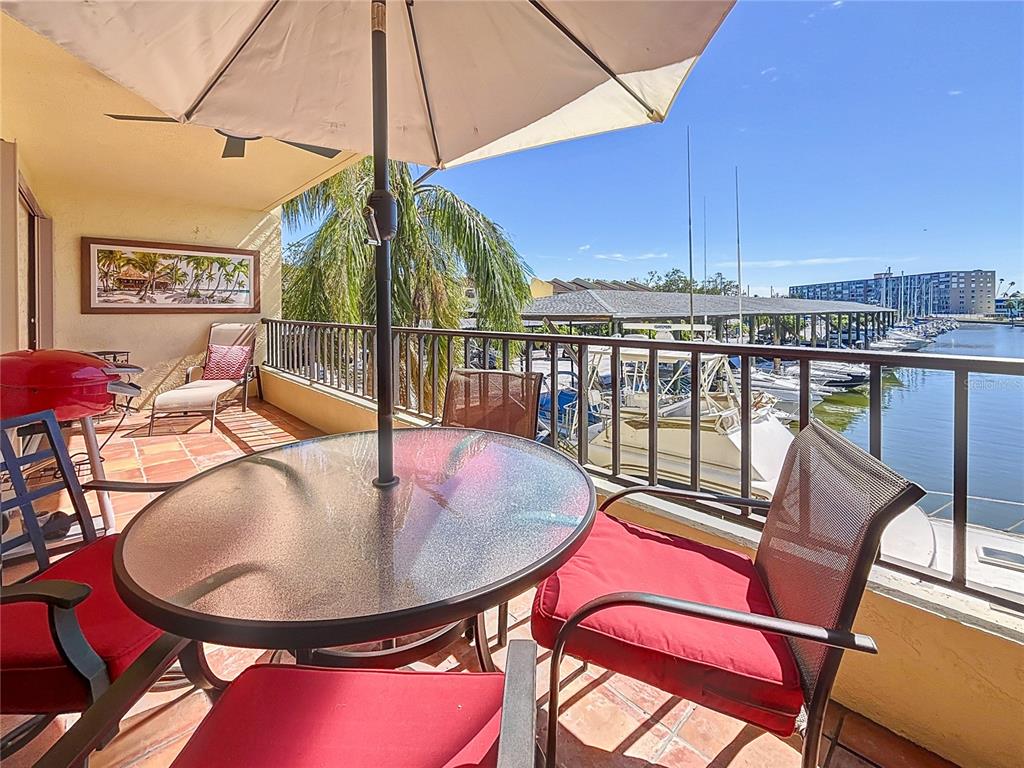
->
xmin=530 ymin=277 xmax=554 ymax=298
xmin=6 ymin=148 xmax=281 ymax=402
xmin=261 ymin=369 xmax=425 ymax=435
xmin=49 ymin=189 xmax=280 ymax=403
xmin=601 ymin=501 xmax=1024 ymax=768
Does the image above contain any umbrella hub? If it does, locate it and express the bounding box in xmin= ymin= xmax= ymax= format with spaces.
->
xmin=364 ymin=190 xmax=397 ymax=247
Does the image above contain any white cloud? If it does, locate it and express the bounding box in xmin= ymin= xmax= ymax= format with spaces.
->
xmin=832 ymin=0 xmax=844 ymax=6
xmin=577 ymin=244 xmax=591 ymax=252
xmin=714 ymin=256 xmax=878 ymax=270
xmin=594 ymin=252 xmax=668 ymax=263
xmin=947 ymin=90 xmax=963 ymax=96
xmin=760 ymin=66 xmax=777 ymax=77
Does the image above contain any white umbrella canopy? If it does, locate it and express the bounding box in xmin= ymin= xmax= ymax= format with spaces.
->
xmin=5 ymin=0 xmax=734 ymax=485
xmin=4 ymin=0 xmax=733 ymax=168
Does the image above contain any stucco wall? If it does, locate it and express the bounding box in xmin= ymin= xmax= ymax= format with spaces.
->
xmin=262 ymin=369 xmax=424 ymax=434
xmin=28 ymin=179 xmax=281 ymax=403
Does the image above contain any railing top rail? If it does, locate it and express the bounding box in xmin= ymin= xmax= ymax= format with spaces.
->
xmin=262 ymin=319 xmax=1024 ymax=375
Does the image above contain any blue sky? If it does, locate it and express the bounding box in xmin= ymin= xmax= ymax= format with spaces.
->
xmin=285 ymin=0 xmax=1023 ymax=297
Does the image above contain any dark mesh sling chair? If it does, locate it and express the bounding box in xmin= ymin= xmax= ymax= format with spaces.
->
xmin=0 ymin=410 xmax=188 ymax=761
xmin=533 ymin=421 xmax=925 ymax=767
xmin=443 ymin=368 xmax=544 ymax=647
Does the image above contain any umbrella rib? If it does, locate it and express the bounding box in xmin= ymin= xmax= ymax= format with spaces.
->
xmin=405 ymin=0 xmax=443 ymax=168
xmin=183 ymin=0 xmax=281 ymax=121
xmin=527 ymin=0 xmax=662 ymax=122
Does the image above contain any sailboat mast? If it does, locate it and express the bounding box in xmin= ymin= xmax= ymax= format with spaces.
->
xmin=703 ymin=195 xmax=708 ymax=288
xmin=735 ymin=166 xmax=743 ymax=343
xmin=686 ymin=126 xmax=695 ymax=336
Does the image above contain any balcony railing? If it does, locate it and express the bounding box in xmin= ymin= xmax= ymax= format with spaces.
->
xmin=262 ymin=318 xmax=1024 ymax=611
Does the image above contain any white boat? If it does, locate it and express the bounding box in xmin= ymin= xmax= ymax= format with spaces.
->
xmin=587 ymin=353 xmax=795 ymax=498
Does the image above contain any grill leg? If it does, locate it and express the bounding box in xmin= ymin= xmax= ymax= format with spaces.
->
xmin=81 ymin=416 xmax=115 ymax=534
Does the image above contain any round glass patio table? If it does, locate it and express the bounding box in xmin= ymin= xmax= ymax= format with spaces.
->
xmin=114 ymin=427 xmax=595 ymax=650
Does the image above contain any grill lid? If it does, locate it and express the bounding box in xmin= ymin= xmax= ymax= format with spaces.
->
xmin=0 ymin=350 xmax=119 ymax=391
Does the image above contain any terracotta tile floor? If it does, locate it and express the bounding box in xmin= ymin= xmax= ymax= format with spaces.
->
xmin=2 ymin=399 xmax=957 ymax=767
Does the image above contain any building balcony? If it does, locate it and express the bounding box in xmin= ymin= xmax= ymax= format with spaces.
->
xmin=4 ymin=323 xmax=1021 ymax=768
xmin=0 ymin=401 xmax=982 ymax=768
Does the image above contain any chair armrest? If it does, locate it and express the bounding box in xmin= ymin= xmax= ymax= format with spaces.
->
xmin=559 ymin=592 xmax=876 ymax=654
xmin=185 ymin=365 xmax=204 ymax=383
xmin=599 ymin=485 xmax=772 ymax=514
xmin=0 ymin=580 xmax=91 ymax=609
xmin=82 ymin=479 xmax=181 ymax=494
xmin=1 ymin=580 xmax=110 ymax=702
xmin=496 ymin=639 xmax=539 ymax=768
xmin=35 ymin=634 xmax=189 ymax=768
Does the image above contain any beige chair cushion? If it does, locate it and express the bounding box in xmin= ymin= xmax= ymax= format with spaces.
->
xmin=152 ymin=380 xmax=238 ymax=413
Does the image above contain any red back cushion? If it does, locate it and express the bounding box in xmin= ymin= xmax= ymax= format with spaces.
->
xmin=202 ymin=344 xmax=252 ymax=380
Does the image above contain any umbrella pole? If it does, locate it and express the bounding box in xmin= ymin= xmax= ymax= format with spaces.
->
xmin=371 ymin=0 xmax=398 ymax=487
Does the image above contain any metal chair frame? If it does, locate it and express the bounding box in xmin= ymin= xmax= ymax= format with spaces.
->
xmin=0 ymin=410 xmax=193 ymax=763
xmin=442 ymin=367 xmax=544 ymax=647
xmin=544 ymin=422 xmax=925 ymax=768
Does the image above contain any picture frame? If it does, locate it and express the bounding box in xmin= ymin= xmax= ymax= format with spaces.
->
xmin=81 ymin=237 xmax=260 ymax=314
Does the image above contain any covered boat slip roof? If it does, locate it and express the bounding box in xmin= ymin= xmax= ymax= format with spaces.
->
xmin=521 ymin=289 xmax=895 ymax=321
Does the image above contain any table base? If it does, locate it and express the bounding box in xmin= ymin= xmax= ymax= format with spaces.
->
xmin=297 ymin=613 xmax=495 ymax=672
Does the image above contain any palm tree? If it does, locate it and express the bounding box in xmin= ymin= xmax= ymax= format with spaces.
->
xmin=282 ymin=159 xmax=532 ymax=331
xmin=126 ymin=252 xmax=166 ymax=302
xmin=204 ymin=257 xmax=234 ymax=300
xmin=96 ymin=249 xmax=127 ymax=294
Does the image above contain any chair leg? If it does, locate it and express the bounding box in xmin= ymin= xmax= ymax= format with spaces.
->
xmin=473 ymin=613 xmax=495 ymax=672
xmin=0 ymin=714 xmax=55 ymax=760
xmin=148 ymin=408 xmax=156 ymax=437
xmin=254 ymin=367 xmax=264 ymax=400
xmin=242 ymin=379 xmax=249 ymax=412
xmin=497 ymin=601 xmax=509 ymax=647
xmin=545 ymin=637 xmax=569 ymax=768
xmin=801 ymin=697 xmax=828 ymax=768
xmin=209 ymin=402 xmax=217 ymax=433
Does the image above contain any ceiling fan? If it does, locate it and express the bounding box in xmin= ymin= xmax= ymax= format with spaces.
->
xmin=105 ymin=114 xmax=342 ymax=159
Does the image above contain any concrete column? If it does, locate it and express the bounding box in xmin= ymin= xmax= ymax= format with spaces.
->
xmin=811 ymin=313 xmax=818 ymax=347
xmin=715 ymin=318 xmax=723 ymax=341
xmin=748 ymin=315 xmax=756 ymax=344
xmin=825 ymin=313 xmax=831 ymax=347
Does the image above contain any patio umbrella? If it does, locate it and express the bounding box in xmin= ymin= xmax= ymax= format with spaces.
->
xmin=5 ymin=0 xmax=734 ymax=486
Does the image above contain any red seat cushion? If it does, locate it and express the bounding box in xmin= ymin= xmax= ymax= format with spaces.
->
xmin=171 ymin=665 xmax=507 ymax=768
xmin=0 ymin=535 xmax=162 ymax=714
xmin=532 ymin=513 xmax=804 ymax=736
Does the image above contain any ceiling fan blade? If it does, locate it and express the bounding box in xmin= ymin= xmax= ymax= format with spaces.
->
xmin=279 ymin=140 xmax=342 ymax=159
xmin=222 ymin=136 xmax=246 ymax=158
xmin=105 ymin=113 xmax=177 ymax=122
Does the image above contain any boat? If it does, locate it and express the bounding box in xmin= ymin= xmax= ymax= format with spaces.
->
xmin=586 ymin=352 xmax=795 ymax=498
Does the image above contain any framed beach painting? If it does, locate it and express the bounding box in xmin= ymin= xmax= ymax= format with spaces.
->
xmin=81 ymin=237 xmax=260 ymax=314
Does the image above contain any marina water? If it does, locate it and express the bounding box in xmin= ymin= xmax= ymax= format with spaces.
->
xmin=814 ymin=323 xmax=1024 ymax=533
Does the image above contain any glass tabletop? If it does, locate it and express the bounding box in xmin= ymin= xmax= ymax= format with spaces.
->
xmin=115 ymin=427 xmax=595 ymax=648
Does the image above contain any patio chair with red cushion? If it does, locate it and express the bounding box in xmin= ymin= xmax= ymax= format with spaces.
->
xmin=37 ymin=639 xmax=540 ymax=768
xmin=443 ymin=367 xmax=544 ymax=647
xmin=533 ymin=420 xmax=925 ymax=768
xmin=0 ymin=410 xmax=189 ymax=760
